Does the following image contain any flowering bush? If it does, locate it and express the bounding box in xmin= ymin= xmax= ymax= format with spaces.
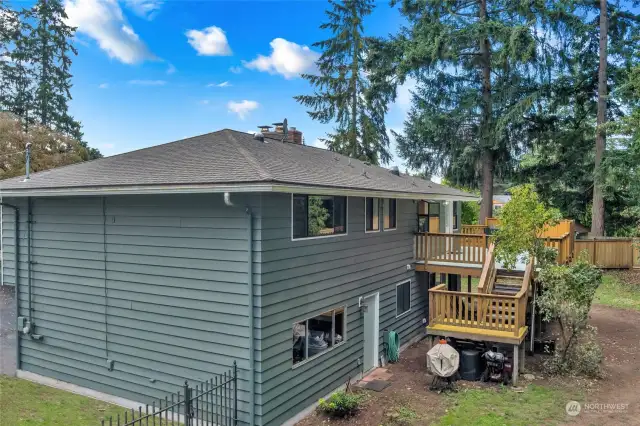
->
xmin=317 ymin=390 xmax=366 ymax=417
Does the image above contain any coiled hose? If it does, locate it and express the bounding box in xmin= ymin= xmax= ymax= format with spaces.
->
xmin=386 ymin=331 xmax=400 ymax=363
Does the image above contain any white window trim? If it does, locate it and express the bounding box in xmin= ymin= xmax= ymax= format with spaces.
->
xmin=364 ymin=197 xmax=381 ymax=233
xmin=292 ymin=306 xmax=348 ymax=369
xmin=395 ymin=280 xmax=412 ymax=318
xmin=383 ymin=198 xmax=397 ymax=232
xmin=291 ymin=194 xmax=349 ymax=241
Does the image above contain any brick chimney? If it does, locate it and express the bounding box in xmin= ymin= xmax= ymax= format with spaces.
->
xmin=258 ymin=122 xmax=303 ymax=144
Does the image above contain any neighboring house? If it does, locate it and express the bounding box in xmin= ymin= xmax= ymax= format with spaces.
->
xmin=0 ymin=128 xmax=476 ymax=425
xmin=492 ymin=194 xmax=511 ymax=214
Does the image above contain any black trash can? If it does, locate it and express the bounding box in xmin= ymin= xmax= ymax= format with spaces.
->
xmin=459 ymin=349 xmax=483 ymax=381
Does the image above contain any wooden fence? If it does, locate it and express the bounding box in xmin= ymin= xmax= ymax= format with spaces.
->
xmin=574 ymin=238 xmax=638 ymax=269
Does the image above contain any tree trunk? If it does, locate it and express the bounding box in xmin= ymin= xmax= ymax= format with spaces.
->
xmin=39 ymin=0 xmax=50 ymax=126
xmin=478 ymin=0 xmax=494 ymax=224
xmin=591 ymin=0 xmax=608 ymax=236
xmin=350 ymin=2 xmax=359 ymax=159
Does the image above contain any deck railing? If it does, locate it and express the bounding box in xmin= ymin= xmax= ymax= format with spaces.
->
xmin=543 ymin=232 xmax=573 ymax=264
xmin=428 ymin=259 xmax=532 ymax=337
xmin=461 ymin=224 xmax=488 ymax=235
xmin=415 ymin=232 xmax=488 ymax=265
xmin=477 ymin=243 xmax=496 ymax=294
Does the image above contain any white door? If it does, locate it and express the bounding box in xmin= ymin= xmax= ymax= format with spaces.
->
xmin=363 ymin=293 xmax=380 ymax=372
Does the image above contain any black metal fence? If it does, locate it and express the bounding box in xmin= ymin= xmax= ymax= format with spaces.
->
xmin=101 ymin=362 xmax=238 ymax=426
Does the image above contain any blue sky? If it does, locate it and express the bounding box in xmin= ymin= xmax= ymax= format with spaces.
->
xmin=56 ymin=0 xmax=414 ymax=168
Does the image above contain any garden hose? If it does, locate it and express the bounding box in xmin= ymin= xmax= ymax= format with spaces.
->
xmin=386 ymin=331 xmax=400 ymax=363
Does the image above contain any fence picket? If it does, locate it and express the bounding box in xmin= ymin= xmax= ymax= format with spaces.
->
xmin=99 ymin=368 xmax=237 ymax=426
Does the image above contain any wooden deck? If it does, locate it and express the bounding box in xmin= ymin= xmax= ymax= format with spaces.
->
xmin=425 ymin=253 xmax=533 ymax=345
xmin=414 ymin=232 xmax=487 ymax=276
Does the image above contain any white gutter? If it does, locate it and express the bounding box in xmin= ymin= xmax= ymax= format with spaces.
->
xmin=0 ymin=182 xmax=480 ymax=202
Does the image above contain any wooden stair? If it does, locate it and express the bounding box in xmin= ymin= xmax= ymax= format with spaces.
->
xmin=493 ymin=270 xmax=525 ymax=296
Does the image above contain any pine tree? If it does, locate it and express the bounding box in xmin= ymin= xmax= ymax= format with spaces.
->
xmin=29 ymin=0 xmax=81 ymax=138
xmin=518 ymin=2 xmax=639 ymax=236
xmin=368 ymin=0 xmax=569 ymax=223
xmin=295 ymin=0 xmax=390 ymax=165
xmin=1 ymin=3 xmax=37 ymax=130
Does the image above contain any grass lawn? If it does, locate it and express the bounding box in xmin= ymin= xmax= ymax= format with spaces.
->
xmin=594 ymin=273 xmax=640 ymax=311
xmin=435 ymin=384 xmax=579 ymax=426
xmin=0 ymin=376 xmax=125 ymax=425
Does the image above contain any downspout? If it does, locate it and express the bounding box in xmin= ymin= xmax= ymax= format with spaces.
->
xmin=225 ymin=192 xmax=255 ymax=425
xmin=0 ymin=202 xmax=21 ymax=370
xmin=246 ymin=206 xmax=255 ymax=426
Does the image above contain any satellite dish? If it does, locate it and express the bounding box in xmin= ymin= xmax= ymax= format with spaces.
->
xmin=282 ymin=118 xmax=288 ymax=142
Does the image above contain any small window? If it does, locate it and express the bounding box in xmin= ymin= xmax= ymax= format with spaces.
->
xmin=452 ymin=201 xmax=458 ymax=230
xmin=293 ymin=307 xmax=346 ymax=366
xmin=396 ymin=281 xmax=411 ymax=317
xmin=292 ymin=195 xmax=347 ymax=239
xmin=428 ymin=202 xmax=440 ymax=216
xmin=383 ymin=199 xmax=397 ymax=230
xmin=365 ymin=198 xmax=380 ymax=232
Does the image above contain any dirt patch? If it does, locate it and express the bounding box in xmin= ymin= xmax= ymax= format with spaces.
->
xmin=569 ymin=305 xmax=640 ymax=425
xmin=296 ymin=304 xmax=640 ymax=425
xmin=606 ymin=269 xmax=640 ymax=286
xmin=295 ymin=341 xmax=448 ymax=426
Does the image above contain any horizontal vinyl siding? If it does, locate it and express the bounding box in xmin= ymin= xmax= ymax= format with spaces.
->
xmin=256 ymin=194 xmax=427 ymax=426
xmin=3 ymin=194 xmax=259 ymax=424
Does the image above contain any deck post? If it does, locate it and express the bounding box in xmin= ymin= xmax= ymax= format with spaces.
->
xmin=512 ymin=344 xmax=519 ymax=386
xmin=519 ymin=341 xmax=525 ymax=372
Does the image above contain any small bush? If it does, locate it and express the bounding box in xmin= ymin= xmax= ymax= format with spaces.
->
xmin=544 ymin=326 xmax=603 ymax=377
xmin=317 ymin=390 xmax=366 ymax=417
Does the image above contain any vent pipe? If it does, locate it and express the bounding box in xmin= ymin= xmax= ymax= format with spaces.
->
xmin=24 ymin=142 xmax=32 ymax=181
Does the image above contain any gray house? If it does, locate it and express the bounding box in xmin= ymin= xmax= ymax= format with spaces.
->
xmin=0 ymin=129 xmax=475 ymax=425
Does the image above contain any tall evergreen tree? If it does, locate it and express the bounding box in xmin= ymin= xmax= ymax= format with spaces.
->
xmin=369 ymin=0 xmax=566 ymax=222
xmin=518 ymin=1 xmax=638 ymax=235
xmin=30 ymin=0 xmax=80 ymax=139
xmin=295 ymin=0 xmax=390 ymax=165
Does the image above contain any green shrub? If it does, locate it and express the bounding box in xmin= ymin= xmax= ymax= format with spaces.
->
xmin=317 ymin=390 xmax=366 ymax=417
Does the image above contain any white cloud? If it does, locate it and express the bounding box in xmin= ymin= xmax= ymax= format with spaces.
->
xmin=243 ymin=38 xmax=319 ymax=79
xmin=65 ymin=0 xmax=154 ymax=64
xmin=98 ymin=83 xmax=109 ymax=89
xmin=229 ymin=66 xmax=243 ymax=74
xmin=129 ymin=79 xmax=166 ymax=86
xmin=227 ymin=100 xmax=259 ymax=120
xmin=0 ymin=55 xmax=12 ymax=63
xmin=309 ymin=138 xmax=326 ymax=149
xmin=124 ymin=0 xmax=163 ymax=19
xmin=200 ymin=100 xmax=210 ymax=105
xmin=166 ymin=63 xmax=176 ymax=74
xmin=207 ymin=81 xmax=231 ymax=88
xmin=186 ymin=26 xmax=232 ymax=56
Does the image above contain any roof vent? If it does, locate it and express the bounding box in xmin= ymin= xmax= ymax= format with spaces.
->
xmin=390 ymin=166 xmax=400 ymax=176
xmin=253 ymin=132 xmax=265 ymax=142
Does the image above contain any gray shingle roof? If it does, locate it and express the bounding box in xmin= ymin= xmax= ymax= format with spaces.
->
xmin=0 ymin=129 xmax=476 ymax=199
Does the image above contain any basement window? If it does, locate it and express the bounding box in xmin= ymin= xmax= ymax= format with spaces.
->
xmin=293 ymin=307 xmax=346 ymax=366
xmin=396 ymin=281 xmax=411 ymax=317
xmin=383 ymin=199 xmax=397 ymax=230
xmin=292 ymin=195 xmax=347 ymax=239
